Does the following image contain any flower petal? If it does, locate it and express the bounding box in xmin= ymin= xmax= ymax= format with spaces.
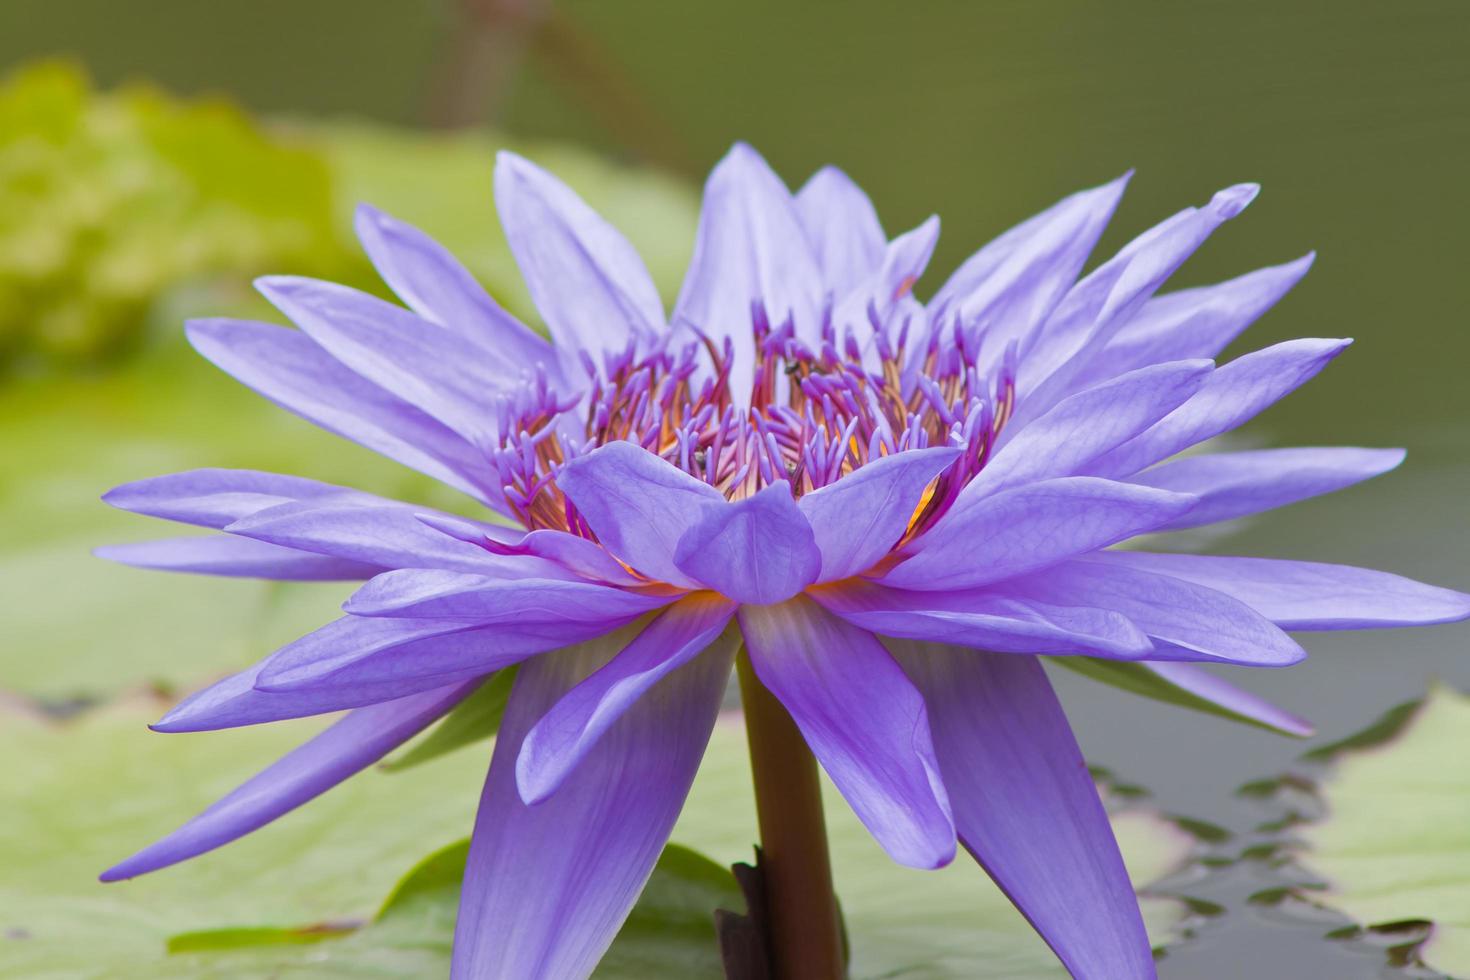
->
xmin=884 ymin=478 xmax=1198 ymax=591
xmin=1088 ymin=337 xmax=1353 ymax=478
xmin=102 ymin=468 xmax=380 ymax=529
xmin=832 ymin=215 xmax=941 ymax=350
xmin=890 ymin=640 xmax=1156 ymax=979
xmin=101 ymin=681 xmax=475 ymax=881
xmin=494 ymin=151 xmax=666 ymax=371
xmin=555 ymin=440 xmax=724 ymax=587
xmin=794 ymin=165 xmax=887 ymax=295
xmin=811 ymin=578 xmax=1151 ymax=659
xmin=1094 ymin=552 xmax=1470 ymax=630
xmin=672 ymin=143 xmax=823 ymax=401
xmin=186 ymin=319 xmax=498 ymax=504
xmin=343 ymin=568 xmax=674 ymax=623
xmin=354 ymin=203 xmax=554 ymax=373
xmin=797 ymin=447 xmax=960 ymax=582
xmin=999 ymin=558 xmax=1306 ymax=666
xmin=95 ymin=535 xmax=382 ymax=581
xmin=1132 ymin=446 xmax=1405 ymax=530
xmin=451 ymin=634 xmax=730 ymax=980
xmin=517 ymin=593 xmax=737 ymax=804
xmin=674 ymin=482 xmax=821 ymax=604
xmin=738 ymin=597 xmax=955 ymax=869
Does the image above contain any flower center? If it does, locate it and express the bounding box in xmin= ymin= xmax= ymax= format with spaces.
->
xmin=491 ymin=303 xmax=1016 ymax=537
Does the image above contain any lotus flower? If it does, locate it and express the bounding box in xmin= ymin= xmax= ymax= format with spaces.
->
xmin=97 ymin=143 xmax=1470 ymax=979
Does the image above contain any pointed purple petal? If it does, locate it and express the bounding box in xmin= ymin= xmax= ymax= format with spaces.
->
xmin=517 ymin=593 xmax=736 ymax=804
xmin=738 ymin=597 xmax=955 ymax=869
xmin=1095 ymin=552 xmax=1470 ymax=630
xmin=102 ymin=468 xmax=380 ymax=529
xmin=101 ymin=681 xmax=475 ymax=881
xmin=344 ymin=568 xmax=674 ymax=622
xmin=892 ymin=641 xmax=1156 ymax=979
xmin=1132 ymin=446 xmax=1405 ymax=530
xmin=674 ymin=482 xmax=821 ymax=604
xmin=797 ymin=447 xmax=960 ymax=582
xmin=832 ymin=215 xmax=941 ymax=349
xmin=1141 ymin=661 xmax=1315 ymax=737
xmin=451 ymin=634 xmax=730 ymax=980
xmin=95 ymin=535 xmax=382 ymax=581
xmin=884 ymin=478 xmax=1198 ymax=591
xmin=794 ymin=164 xmax=886 ymax=294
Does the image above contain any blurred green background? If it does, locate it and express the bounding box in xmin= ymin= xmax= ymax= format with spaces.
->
xmin=0 ymin=2 xmax=1466 ymax=977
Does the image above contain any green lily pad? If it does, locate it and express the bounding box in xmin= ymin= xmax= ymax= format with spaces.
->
xmin=1295 ymin=683 xmax=1470 ymax=976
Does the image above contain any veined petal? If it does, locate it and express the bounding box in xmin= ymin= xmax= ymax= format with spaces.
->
xmin=517 ymin=593 xmax=737 ymax=804
xmin=794 ymin=165 xmax=886 ymax=295
xmin=102 ymin=467 xmax=380 ymax=529
xmin=833 ymin=215 xmax=941 ymax=351
xmin=672 ymin=143 xmax=824 ymax=402
xmin=101 ymin=681 xmax=475 ymax=881
xmin=673 ymin=482 xmax=821 ymax=604
xmin=1132 ymin=446 xmax=1405 ymax=530
xmin=811 ymin=579 xmax=1151 ymax=659
xmin=343 ymin=568 xmax=675 ymax=623
xmin=999 ymin=558 xmax=1306 ymax=666
xmin=797 ymin=447 xmax=960 ymax=582
xmin=95 ymin=535 xmax=382 ymax=581
xmin=495 ymin=151 xmax=666 ymax=370
xmin=891 ymin=640 xmax=1156 ymax=980
xmin=1088 ymin=337 xmax=1353 ymax=478
xmin=186 ymin=319 xmax=500 ymax=505
xmin=1094 ymin=552 xmax=1470 ymax=630
xmin=354 ymin=203 xmax=554 ymax=373
xmin=451 ymin=634 xmax=729 ymax=980
xmin=884 ymin=478 xmax=1198 ymax=592
xmin=738 ymin=597 xmax=955 ymax=869
xmin=555 ymin=441 xmax=724 ymax=587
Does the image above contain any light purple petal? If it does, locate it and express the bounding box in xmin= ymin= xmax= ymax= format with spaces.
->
xmin=470 ymin=526 xmax=645 ymax=587
xmin=1140 ymin=661 xmax=1314 ymax=737
xmin=812 ymin=579 xmax=1151 ymax=659
xmin=891 ymin=640 xmax=1156 ymax=979
xmin=101 ymin=681 xmax=475 ymax=881
xmin=832 ymin=215 xmax=941 ymax=353
xmin=798 ymin=447 xmax=960 ymax=582
xmin=102 ymin=468 xmax=380 ymax=529
xmin=673 ymin=482 xmax=821 ymax=604
xmin=999 ymin=558 xmax=1306 ymax=666
xmin=1069 ymin=254 xmax=1315 ymax=391
xmin=451 ymin=633 xmax=730 ymax=980
xmin=1095 ymin=552 xmax=1470 ymax=630
xmin=963 ymin=359 xmax=1212 ymax=501
xmin=672 ymin=143 xmax=824 ymax=402
xmin=516 ymin=593 xmax=737 ymax=804
xmin=344 ymin=568 xmax=674 ymax=623
xmin=1088 ymin=337 xmax=1353 ymax=478
xmin=555 ymin=440 xmax=724 ymax=587
xmin=738 ymin=597 xmax=955 ymax=869
xmin=354 ymin=203 xmax=554 ymax=373
xmin=1132 ymin=446 xmax=1405 ymax=530
xmin=494 ymin=151 xmax=665 ymax=372
xmin=95 ymin=535 xmax=382 ymax=581
xmin=794 ymin=165 xmax=886 ymax=295
xmin=186 ymin=319 xmax=499 ymax=505
xmin=884 ymin=478 xmax=1198 ymax=591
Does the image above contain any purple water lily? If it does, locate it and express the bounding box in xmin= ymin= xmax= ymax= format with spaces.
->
xmin=98 ymin=143 xmax=1469 ymax=979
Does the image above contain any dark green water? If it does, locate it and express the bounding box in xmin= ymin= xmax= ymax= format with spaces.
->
xmin=3 ymin=1 xmax=1467 ymax=975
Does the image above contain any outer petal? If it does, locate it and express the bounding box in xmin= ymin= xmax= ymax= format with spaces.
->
xmin=1132 ymin=446 xmax=1405 ymax=530
xmin=186 ymin=319 xmax=499 ymax=504
xmin=1088 ymin=337 xmax=1352 ymax=478
xmin=343 ymin=568 xmax=674 ymax=623
xmin=555 ymin=440 xmax=724 ymax=587
xmin=797 ymin=447 xmax=960 ymax=582
xmin=354 ymin=204 xmax=554 ymax=372
xmin=451 ymin=632 xmax=730 ymax=980
xmin=95 ymin=535 xmax=382 ymax=581
xmin=673 ymin=482 xmax=821 ymax=604
xmin=494 ymin=151 xmax=666 ymax=369
xmin=794 ymin=165 xmax=886 ymax=293
xmin=811 ymin=579 xmax=1151 ymax=659
xmin=891 ymin=640 xmax=1156 ymax=980
xmin=999 ymin=558 xmax=1306 ymax=666
xmin=672 ymin=143 xmax=824 ymax=401
xmin=1095 ymin=552 xmax=1470 ymax=630
xmin=102 ymin=468 xmax=380 ymax=529
xmin=101 ymin=681 xmax=475 ymax=881
xmin=738 ymin=597 xmax=955 ymax=869
xmin=516 ymin=593 xmax=737 ymax=804
xmin=883 ymin=478 xmax=1198 ymax=591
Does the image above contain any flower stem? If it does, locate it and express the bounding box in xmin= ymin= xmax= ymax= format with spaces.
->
xmin=735 ymin=650 xmax=846 ymax=980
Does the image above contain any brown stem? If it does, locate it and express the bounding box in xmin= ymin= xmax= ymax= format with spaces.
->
xmin=735 ymin=651 xmax=846 ymax=980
